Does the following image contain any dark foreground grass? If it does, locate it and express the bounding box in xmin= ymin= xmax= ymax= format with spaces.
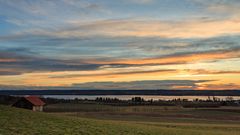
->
xmin=1 ymin=105 xmax=240 ymax=135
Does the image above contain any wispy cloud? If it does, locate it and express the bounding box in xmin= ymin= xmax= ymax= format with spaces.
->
xmin=192 ymin=0 xmax=240 ymax=17
xmin=0 ymin=0 xmax=109 ymax=29
xmin=0 ymin=79 xmax=215 ymax=90
xmin=128 ymin=0 xmax=154 ymax=4
xmin=186 ymin=69 xmax=240 ymax=75
xmin=0 ymin=0 xmax=240 ymax=90
xmin=90 ymin=48 xmax=240 ymax=65
xmin=14 ymin=18 xmax=240 ymax=39
xmin=49 ymin=69 xmax=177 ymax=79
xmin=0 ymin=47 xmax=239 ymax=76
xmin=0 ymin=50 xmax=103 ymax=75
xmin=71 ymin=80 xmax=214 ymax=90
xmin=196 ymin=83 xmax=240 ymax=90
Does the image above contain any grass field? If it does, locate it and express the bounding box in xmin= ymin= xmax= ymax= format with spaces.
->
xmin=45 ymin=103 xmax=240 ymax=122
xmin=1 ymin=104 xmax=240 ymax=135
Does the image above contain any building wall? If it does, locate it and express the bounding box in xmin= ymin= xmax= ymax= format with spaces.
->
xmin=32 ymin=106 xmax=43 ymax=112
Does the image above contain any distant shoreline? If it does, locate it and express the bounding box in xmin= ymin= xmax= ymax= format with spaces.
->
xmin=0 ymin=90 xmax=240 ymax=96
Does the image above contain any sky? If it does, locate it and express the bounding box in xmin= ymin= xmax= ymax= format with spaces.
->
xmin=0 ymin=0 xmax=240 ymax=90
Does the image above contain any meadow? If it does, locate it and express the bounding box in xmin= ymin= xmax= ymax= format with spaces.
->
xmin=1 ymin=104 xmax=240 ymax=135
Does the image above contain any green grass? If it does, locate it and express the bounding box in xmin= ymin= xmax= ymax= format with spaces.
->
xmin=1 ymin=105 xmax=240 ymax=135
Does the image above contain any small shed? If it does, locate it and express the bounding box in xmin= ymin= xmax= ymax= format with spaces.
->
xmin=12 ymin=96 xmax=45 ymax=112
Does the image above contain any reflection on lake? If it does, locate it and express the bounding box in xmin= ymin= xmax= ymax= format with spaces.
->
xmin=44 ymin=95 xmax=240 ymax=101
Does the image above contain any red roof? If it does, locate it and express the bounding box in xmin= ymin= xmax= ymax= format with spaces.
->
xmin=24 ymin=96 xmax=45 ymax=106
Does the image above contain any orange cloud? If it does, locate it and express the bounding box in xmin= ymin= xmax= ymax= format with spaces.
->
xmin=0 ymin=58 xmax=18 ymax=62
xmin=186 ymin=69 xmax=240 ymax=75
xmin=1 ymin=67 xmax=239 ymax=90
xmin=49 ymin=69 xmax=177 ymax=78
xmin=196 ymin=83 xmax=240 ymax=90
xmin=18 ymin=69 xmax=178 ymax=86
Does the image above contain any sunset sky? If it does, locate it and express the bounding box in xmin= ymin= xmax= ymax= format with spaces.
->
xmin=0 ymin=0 xmax=240 ymax=90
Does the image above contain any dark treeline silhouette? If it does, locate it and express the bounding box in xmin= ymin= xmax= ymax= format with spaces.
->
xmin=0 ymin=95 xmax=20 ymax=105
xmin=1 ymin=95 xmax=239 ymax=108
xmin=93 ymin=96 xmax=240 ymax=107
xmin=43 ymin=96 xmax=240 ymax=108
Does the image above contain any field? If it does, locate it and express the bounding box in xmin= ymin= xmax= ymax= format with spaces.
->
xmin=1 ymin=104 xmax=240 ymax=135
xmin=45 ymin=103 xmax=240 ymax=122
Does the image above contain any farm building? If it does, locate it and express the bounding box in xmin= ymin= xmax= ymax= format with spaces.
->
xmin=12 ymin=96 xmax=45 ymax=112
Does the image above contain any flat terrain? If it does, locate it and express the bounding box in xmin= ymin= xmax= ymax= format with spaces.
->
xmin=45 ymin=103 xmax=240 ymax=122
xmin=1 ymin=104 xmax=240 ymax=135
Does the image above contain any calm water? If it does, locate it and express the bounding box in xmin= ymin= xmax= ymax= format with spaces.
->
xmin=44 ymin=95 xmax=240 ymax=101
